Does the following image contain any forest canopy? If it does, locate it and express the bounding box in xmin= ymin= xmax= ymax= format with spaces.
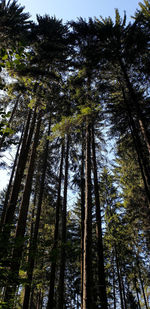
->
xmin=0 ymin=0 xmax=150 ymax=308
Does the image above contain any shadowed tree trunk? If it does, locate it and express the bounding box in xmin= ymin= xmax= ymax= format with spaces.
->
xmin=115 ymin=246 xmax=124 ymax=309
xmin=58 ymin=134 xmax=69 ymax=309
xmin=23 ymin=118 xmax=51 ymax=309
xmin=134 ymin=276 xmax=141 ymax=309
xmin=0 ymin=94 xmax=20 ymax=151
xmin=81 ymin=131 xmax=85 ymax=309
xmin=47 ymin=141 xmax=64 ymax=309
xmin=122 ymin=88 xmax=150 ymax=205
xmin=4 ymin=112 xmax=42 ymax=307
xmin=136 ymin=258 xmax=149 ymax=309
xmin=119 ymin=58 xmax=150 ymax=155
xmin=0 ymin=108 xmax=36 ymax=262
xmin=91 ymin=124 xmax=108 ymax=309
xmin=83 ymin=119 xmax=93 ymax=309
xmin=0 ymin=128 xmax=23 ymax=230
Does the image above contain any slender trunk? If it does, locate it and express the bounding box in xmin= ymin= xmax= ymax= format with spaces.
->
xmin=47 ymin=142 xmax=64 ymax=309
xmin=0 ymin=95 xmax=20 ymax=151
xmin=112 ymin=255 xmax=116 ymax=309
xmin=0 ymin=128 xmax=23 ymax=230
xmin=83 ymin=119 xmax=93 ymax=309
xmin=81 ymin=133 xmax=85 ymax=309
xmin=134 ymin=276 xmax=141 ymax=309
xmin=0 ymin=109 xmax=36 ymax=262
xmin=91 ymin=124 xmax=108 ymax=309
xmin=23 ymin=119 xmax=51 ymax=309
xmin=137 ymin=259 xmax=149 ymax=309
xmin=120 ymin=271 xmax=127 ymax=309
xmin=115 ymin=246 xmax=124 ymax=309
xmin=58 ymin=135 xmax=69 ymax=309
xmin=4 ymin=113 xmax=41 ymax=307
xmin=119 ymin=58 xmax=150 ymax=155
xmin=122 ymin=88 xmax=150 ymax=204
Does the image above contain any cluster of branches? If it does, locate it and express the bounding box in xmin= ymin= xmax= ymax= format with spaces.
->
xmin=0 ymin=0 xmax=150 ymax=308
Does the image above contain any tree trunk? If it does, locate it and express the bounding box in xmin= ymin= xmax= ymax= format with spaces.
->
xmin=83 ymin=119 xmax=93 ymax=309
xmin=115 ymin=246 xmax=124 ymax=309
xmin=137 ymin=258 xmax=149 ymax=309
xmin=0 ymin=94 xmax=20 ymax=151
xmin=0 ymin=108 xmax=36 ymax=262
xmin=120 ymin=270 xmax=127 ymax=309
xmin=4 ymin=113 xmax=42 ymax=307
xmin=134 ymin=276 xmax=141 ymax=309
xmin=47 ymin=141 xmax=64 ymax=309
xmin=23 ymin=118 xmax=51 ymax=309
xmin=122 ymin=88 xmax=150 ymax=205
xmin=91 ymin=124 xmax=108 ymax=309
xmin=58 ymin=135 xmax=69 ymax=309
xmin=0 ymin=128 xmax=23 ymax=230
xmin=119 ymin=57 xmax=150 ymax=155
xmin=112 ymin=254 xmax=116 ymax=309
xmin=81 ymin=132 xmax=85 ymax=309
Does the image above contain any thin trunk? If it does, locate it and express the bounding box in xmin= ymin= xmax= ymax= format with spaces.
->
xmin=137 ymin=259 xmax=149 ymax=309
xmin=112 ymin=255 xmax=116 ymax=309
xmin=81 ymin=133 xmax=85 ymax=309
xmin=0 ymin=128 xmax=23 ymax=230
xmin=119 ymin=58 xmax=150 ymax=155
xmin=23 ymin=119 xmax=51 ymax=309
xmin=91 ymin=124 xmax=108 ymax=309
xmin=134 ymin=276 xmax=141 ymax=309
xmin=0 ymin=109 xmax=36 ymax=262
xmin=122 ymin=88 xmax=150 ymax=204
xmin=0 ymin=95 xmax=20 ymax=151
xmin=58 ymin=135 xmax=69 ymax=309
xmin=120 ymin=271 xmax=127 ymax=309
xmin=47 ymin=142 xmax=64 ymax=309
xmin=115 ymin=246 xmax=124 ymax=309
xmin=83 ymin=120 xmax=93 ymax=309
xmin=4 ymin=113 xmax=41 ymax=307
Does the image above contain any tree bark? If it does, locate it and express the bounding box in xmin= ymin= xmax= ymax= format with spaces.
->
xmin=83 ymin=119 xmax=93 ymax=309
xmin=119 ymin=57 xmax=150 ymax=155
xmin=91 ymin=124 xmax=108 ymax=309
xmin=81 ymin=132 xmax=85 ymax=309
xmin=47 ymin=141 xmax=64 ymax=309
xmin=58 ymin=135 xmax=69 ymax=309
xmin=136 ymin=258 xmax=149 ymax=309
xmin=115 ymin=246 xmax=124 ymax=309
xmin=0 ymin=108 xmax=36 ymax=262
xmin=23 ymin=118 xmax=51 ymax=309
xmin=4 ymin=112 xmax=42 ymax=306
xmin=0 ymin=94 xmax=20 ymax=151
xmin=0 ymin=128 xmax=23 ymax=230
xmin=122 ymin=88 xmax=150 ymax=205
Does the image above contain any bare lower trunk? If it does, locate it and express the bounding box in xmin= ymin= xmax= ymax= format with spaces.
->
xmin=83 ymin=120 xmax=93 ymax=309
xmin=134 ymin=276 xmax=141 ymax=309
xmin=47 ymin=142 xmax=64 ymax=309
xmin=115 ymin=246 xmax=124 ymax=309
xmin=81 ymin=133 xmax=85 ymax=309
xmin=4 ymin=113 xmax=41 ymax=307
xmin=137 ymin=259 xmax=149 ymax=309
xmin=0 ymin=128 xmax=23 ymax=230
xmin=0 ymin=109 xmax=36 ymax=262
xmin=91 ymin=124 xmax=108 ymax=309
xmin=58 ymin=135 xmax=69 ymax=309
xmin=23 ymin=119 xmax=51 ymax=309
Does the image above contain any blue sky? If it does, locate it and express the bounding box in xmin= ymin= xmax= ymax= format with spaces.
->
xmin=19 ymin=0 xmax=142 ymax=23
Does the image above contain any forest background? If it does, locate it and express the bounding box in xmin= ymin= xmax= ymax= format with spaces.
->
xmin=0 ymin=0 xmax=150 ymax=309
